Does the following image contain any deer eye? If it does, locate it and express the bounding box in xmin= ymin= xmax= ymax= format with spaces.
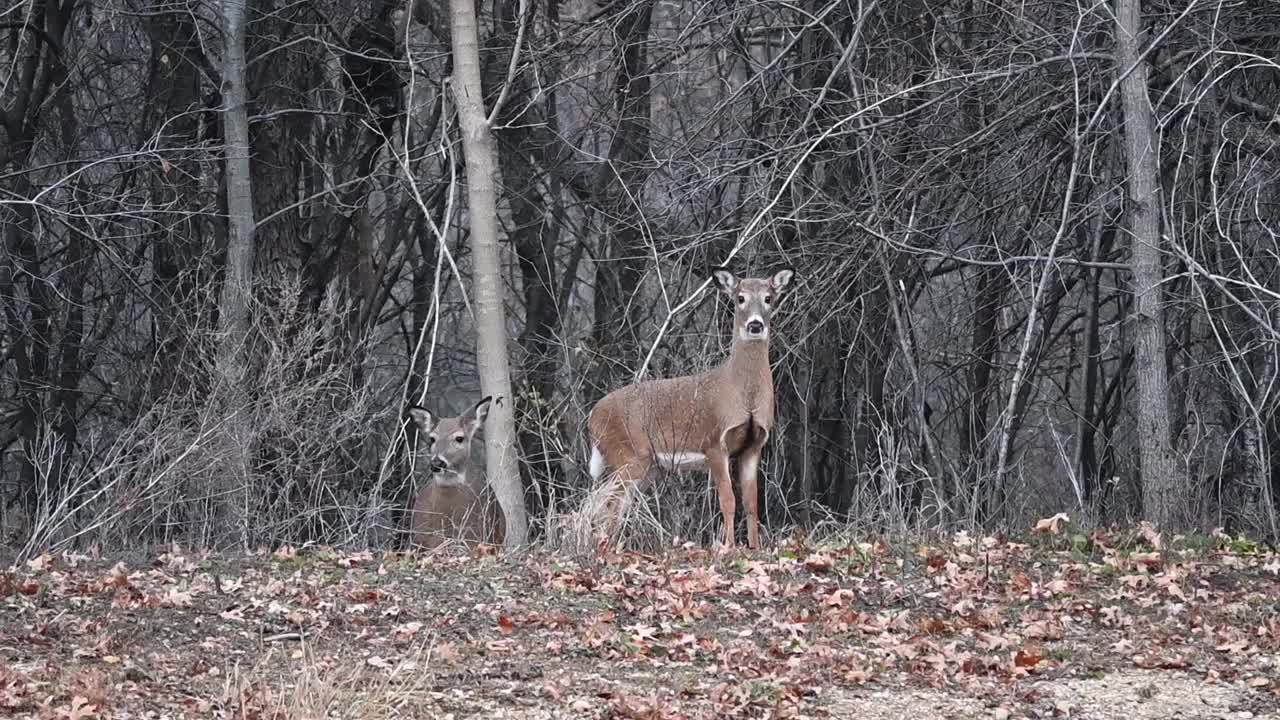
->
xmin=736 ymin=293 xmax=747 ymax=306
xmin=764 ymin=294 xmax=774 ymax=306
xmin=453 ymin=435 xmax=465 ymax=445
xmin=427 ymin=434 xmax=437 ymax=445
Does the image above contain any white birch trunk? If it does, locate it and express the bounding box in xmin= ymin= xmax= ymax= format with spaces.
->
xmin=448 ymin=0 xmax=529 ymax=547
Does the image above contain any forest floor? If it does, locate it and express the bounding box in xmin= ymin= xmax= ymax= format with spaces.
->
xmin=2 ymin=522 xmax=1279 ymax=719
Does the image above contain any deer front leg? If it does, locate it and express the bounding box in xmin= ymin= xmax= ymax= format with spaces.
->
xmin=737 ymin=442 xmax=765 ymax=550
xmin=707 ymin=448 xmax=736 ymax=550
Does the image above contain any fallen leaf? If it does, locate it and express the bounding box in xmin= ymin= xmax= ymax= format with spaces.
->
xmin=1014 ymin=648 xmax=1042 ymax=668
xmin=1133 ymin=552 xmax=1163 ymax=570
xmin=918 ymin=617 xmax=951 ymax=635
xmin=1033 ymin=513 xmax=1070 ymax=535
xmin=1137 ymin=521 xmax=1164 ymax=550
xmin=394 ymin=621 xmax=424 ymax=640
xmin=803 ymin=553 xmax=834 ymax=572
xmin=58 ymin=696 xmax=96 ymax=720
xmin=1024 ymin=619 xmax=1064 ymax=641
xmin=433 ymin=642 xmax=461 ymax=665
xmin=822 ymin=588 xmax=855 ymax=608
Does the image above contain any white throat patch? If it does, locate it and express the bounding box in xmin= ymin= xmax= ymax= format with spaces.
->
xmin=431 ymin=470 xmax=468 ymax=488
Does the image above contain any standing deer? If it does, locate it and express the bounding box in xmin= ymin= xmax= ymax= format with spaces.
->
xmin=587 ymin=267 xmax=797 ymax=550
xmin=405 ymin=396 xmax=505 ymax=550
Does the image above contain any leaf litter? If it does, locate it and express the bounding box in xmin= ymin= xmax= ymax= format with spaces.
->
xmin=1 ymin=522 xmax=1278 ymax=719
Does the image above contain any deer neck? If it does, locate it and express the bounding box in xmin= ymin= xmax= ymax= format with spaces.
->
xmin=722 ymin=337 xmax=772 ymax=397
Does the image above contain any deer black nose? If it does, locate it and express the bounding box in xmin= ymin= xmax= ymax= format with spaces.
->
xmin=430 ymin=457 xmax=449 ymax=473
xmin=747 ymin=319 xmax=765 ymax=335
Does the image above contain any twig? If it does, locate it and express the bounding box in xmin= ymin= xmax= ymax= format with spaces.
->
xmin=487 ymin=0 xmax=531 ymax=125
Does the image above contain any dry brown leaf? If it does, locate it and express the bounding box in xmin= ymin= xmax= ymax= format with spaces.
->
xmin=803 ymin=553 xmax=834 ymax=573
xmin=1032 ymin=513 xmax=1070 ymax=535
xmin=1137 ymin=521 xmax=1164 ymax=550
xmin=1023 ymin=619 xmax=1064 ymax=640
xmin=60 ymin=696 xmax=96 ymax=720
xmin=1133 ymin=552 xmax=1163 ymax=570
xmin=1014 ymin=648 xmax=1042 ymax=668
xmin=1045 ymin=578 xmax=1072 ymax=595
xmin=918 ymin=617 xmax=951 ymax=635
xmin=433 ymin=642 xmax=462 ymax=665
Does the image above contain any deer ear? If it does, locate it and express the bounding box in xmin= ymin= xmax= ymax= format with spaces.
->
xmin=469 ymin=396 xmax=493 ymax=428
xmin=406 ymin=406 xmax=435 ymax=432
xmin=770 ymin=268 xmax=795 ymax=292
xmin=711 ymin=267 xmax=737 ymax=295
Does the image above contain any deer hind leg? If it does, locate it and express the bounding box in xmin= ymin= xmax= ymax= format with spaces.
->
xmin=598 ymin=457 xmax=649 ymax=551
xmin=737 ymin=436 xmax=767 ymax=550
xmin=707 ymin=448 xmax=736 ymax=550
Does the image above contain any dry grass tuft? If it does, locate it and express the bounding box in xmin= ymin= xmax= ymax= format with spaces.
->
xmin=222 ymin=639 xmax=440 ymax=719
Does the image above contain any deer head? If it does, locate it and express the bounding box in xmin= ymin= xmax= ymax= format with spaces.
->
xmin=711 ymin=267 xmax=795 ymax=342
xmin=405 ymin=396 xmax=492 ymax=487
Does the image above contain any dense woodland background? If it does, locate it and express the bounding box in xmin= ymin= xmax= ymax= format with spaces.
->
xmin=2 ymin=0 xmax=1278 ymax=558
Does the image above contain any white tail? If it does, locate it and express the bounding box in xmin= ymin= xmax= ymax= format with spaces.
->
xmin=586 ymin=267 xmax=796 ymax=550
xmin=405 ymin=396 xmax=506 ymax=549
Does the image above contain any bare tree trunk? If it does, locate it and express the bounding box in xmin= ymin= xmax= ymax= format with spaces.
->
xmin=146 ymin=2 xmax=207 ymax=398
xmin=1075 ymin=222 xmax=1116 ymax=507
xmin=214 ymin=0 xmax=256 ymax=549
xmin=588 ymin=0 xmax=654 ymax=396
xmin=493 ymin=0 xmax=565 ymax=530
xmin=964 ymin=262 xmax=1005 ymax=477
xmin=1115 ymin=0 xmax=1185 ymax=530
xmin=449 ymin=0 xmax=529 ymax=548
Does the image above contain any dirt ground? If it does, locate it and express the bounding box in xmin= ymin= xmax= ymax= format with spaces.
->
xmin=2 ymin=527 xmax=1278 ymax=719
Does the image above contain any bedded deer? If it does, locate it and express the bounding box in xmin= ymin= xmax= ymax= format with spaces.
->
xmin=587 ymin=267 xmax=797 ymax=551
xmin=405 ymin=396 xmax=505 ymax=550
